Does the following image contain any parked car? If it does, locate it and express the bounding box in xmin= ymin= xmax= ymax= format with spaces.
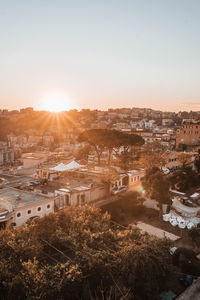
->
xmin=111 ymin=185 xmax=127 ymax=195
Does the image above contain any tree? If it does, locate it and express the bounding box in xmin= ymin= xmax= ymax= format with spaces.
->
xmin=169 ymin=168 xmax=200 ymax=192
xmin=142 ymin=167 xmax=171 ymax=213
xmin=118 ymin=240 xmax=171 ymax=300
xmin=78 ymin=129 xmax=144 ymax=166
xmin=177 ymin=152 xmax=193 ymax=169
xmin=78 ymin=129 xmax=108 ymax=164
xmin=75 ymin=145 xmax=91 ymax=161
xmin=194 ymin=150 xmax=200 ymax=173
xmin=139 ymin=142 xmax=167 ymax=170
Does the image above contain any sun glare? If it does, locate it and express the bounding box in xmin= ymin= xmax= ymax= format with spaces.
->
xmin=39 ymin=93 xmax=72 ymax=112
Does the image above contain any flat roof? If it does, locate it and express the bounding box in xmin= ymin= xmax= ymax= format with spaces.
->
xmin=58 ymin=188 xmax=70 ymax=192
xmin=74 ymin=186 xmax=90 ymax=191
xmin=0 ymin=187 xmax=53 ymax=211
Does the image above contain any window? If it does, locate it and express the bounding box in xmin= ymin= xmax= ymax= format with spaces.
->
xmin=65 ymin=195 xmax=69 ymax=205
xmin=37 ymin=207 xmax=41 ymax=212
xmin=77 ymin=195 xmax=80 ymax=206
xmin=47 ymin=204 xmax=51 ymax=209
xmin=17 ymin=212 xmax=21 ymax=218
xmin=81 ymin=194 xmax=85 ymax=205
xmin=27 ymin=209 xmax=31 ymax=215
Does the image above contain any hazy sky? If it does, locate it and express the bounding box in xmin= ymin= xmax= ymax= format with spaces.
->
xmin=1 ymin=0 xmax=200 ymax=112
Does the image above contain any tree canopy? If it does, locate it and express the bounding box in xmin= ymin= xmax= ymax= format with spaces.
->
xmin=0 ymin=205 xmax=171 ymax=300
xmin=78 ymin=129 xmax=144 ymax=165
xmin=139 ymin=141 xmax=168 ymax=170
xmin=169 ymin=168 xmax=200 ymax=192
xmin=142 ymin=167 xmax=171 ymax=210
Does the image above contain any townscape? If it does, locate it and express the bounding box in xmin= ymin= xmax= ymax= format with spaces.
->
xmin=1 ymin=1 xmax=200 ymax=299
xmin=0 ymin=107 xmax=200 ymax=299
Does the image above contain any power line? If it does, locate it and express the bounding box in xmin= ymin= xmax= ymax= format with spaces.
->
xmin=40 ymin=250 xmax=60 ymax=264
xmin=109 ymin=271 xmax=128 ymax=300
xmin=41 ymin=239 xmax=73 ymax=262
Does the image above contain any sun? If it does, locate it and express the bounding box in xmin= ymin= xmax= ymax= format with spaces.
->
xmin=39 ymin=92 xmax=71 ymax=112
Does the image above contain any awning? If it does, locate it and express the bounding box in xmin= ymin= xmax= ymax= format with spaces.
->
xmin=50 ymin=161 xmax=82 ymax=172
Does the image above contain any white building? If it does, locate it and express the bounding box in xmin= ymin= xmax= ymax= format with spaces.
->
xmin=0 ymin=187 xmax=54 ymax=228
xmin=127 ymin=169 xmax=145 ymax=188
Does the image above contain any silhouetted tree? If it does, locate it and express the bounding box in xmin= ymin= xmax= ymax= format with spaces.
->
xmin=78 ymin=129 xmax=144 ymax=165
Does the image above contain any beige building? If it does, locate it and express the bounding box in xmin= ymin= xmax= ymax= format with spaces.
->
xmin=0 ymin=187 xmax=54 ymax=228
xmin=176 ymin=121 xmax=200 ymax=149
xmin=165 ymin=151 xmax=195 ymax=170
xmin=55 ymin=183 xmax=108 ymax=208
xmin=127 ymin=169 xmax=145 ymax=188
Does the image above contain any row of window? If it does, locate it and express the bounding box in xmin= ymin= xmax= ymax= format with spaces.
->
xmin=183 ymin=130 xmax=199 ymax=134
xmin=183 ymin=125 xmax=199 ymax=129
xmin=168 ymin=158 xmax=176 ymax=162
xmin=131 ymin=176 xmax=140 ymax=183
xmin=16 ymin=204 xmax=51 ymax=218
xmin=180 ymin=138 xmax=199 ymax=143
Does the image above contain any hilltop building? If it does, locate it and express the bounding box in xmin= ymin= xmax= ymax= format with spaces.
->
xmin=176 ymin=121 xmax=200 ymax=149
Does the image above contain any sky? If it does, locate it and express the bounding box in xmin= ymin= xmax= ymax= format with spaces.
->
xmin=0 ymin=0 xmax=200 ymax=112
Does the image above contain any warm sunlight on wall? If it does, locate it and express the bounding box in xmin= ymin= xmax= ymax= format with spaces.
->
xmin=38 ymin=92 xmax=73 ymax=112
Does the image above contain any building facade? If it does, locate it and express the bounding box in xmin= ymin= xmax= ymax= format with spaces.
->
xmin=176 ymin=121 xmax=200 ymax=149
xmin=0 ymin=147 xmax=14 ymax=165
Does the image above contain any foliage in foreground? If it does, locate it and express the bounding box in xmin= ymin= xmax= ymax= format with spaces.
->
xmin=0 ymin=205 xmax=172 ymax=300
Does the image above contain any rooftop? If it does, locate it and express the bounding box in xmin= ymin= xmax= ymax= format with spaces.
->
xmin=0 ymin=187 xmax=53 ymax=211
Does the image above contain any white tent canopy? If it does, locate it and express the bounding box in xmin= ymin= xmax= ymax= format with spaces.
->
xmin=50 ymin=161 xmax=83 ymax=172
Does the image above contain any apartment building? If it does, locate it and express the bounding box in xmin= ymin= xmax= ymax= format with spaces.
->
xmin=176 ymin=121 xmax=200 ymax=149
xmin=0 ymin=146 xmax=14 ymax=165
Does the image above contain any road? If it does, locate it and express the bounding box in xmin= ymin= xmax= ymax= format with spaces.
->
xmin=0 ymin=174 xmax=33 ymax=188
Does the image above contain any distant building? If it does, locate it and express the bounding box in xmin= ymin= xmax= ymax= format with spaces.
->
xmin=165 ymin=151 xmax=195 ymax=170
xmin=0 ymin=146 xmax=14 ymax=165
xmin=162 ymin=118 xmax=174 ymax=126
xmin=176 ymin=121 xmax=200 ymax=149
xmin=20 ymin=107 xmax=34 ymax=113
xmin=42 ymin=135 xmax=54 ymax=146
